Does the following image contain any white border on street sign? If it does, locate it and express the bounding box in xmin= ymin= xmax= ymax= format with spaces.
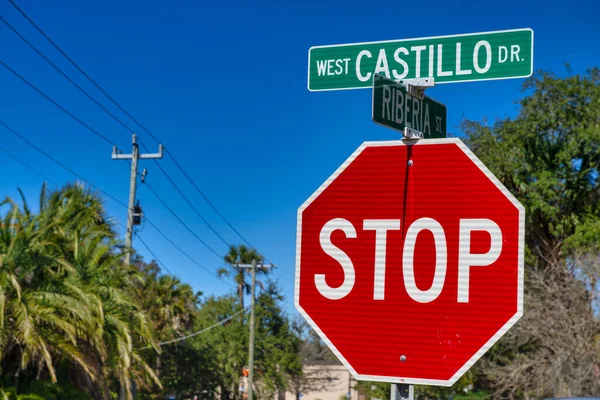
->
xmin=307 ymin=28 xmax=534 ymax=92
xmin=294 ymin=137 xmax=525 ymax=386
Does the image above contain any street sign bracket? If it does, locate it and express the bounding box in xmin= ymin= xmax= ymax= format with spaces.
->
xmin=403 ymin=127 xmax=424 ymax=140
xmin=401 ymin=78 xmax=433 ymax=139
xmin=398 ymin=77 xmax=435 ymax=100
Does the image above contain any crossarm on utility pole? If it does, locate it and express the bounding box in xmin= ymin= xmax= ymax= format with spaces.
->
xmin=111 ymin=133 xmax=163 ymax=267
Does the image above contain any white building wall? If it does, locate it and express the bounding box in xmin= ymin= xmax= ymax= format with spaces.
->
xmin=281 ymin=365 xmax=360 ymax=400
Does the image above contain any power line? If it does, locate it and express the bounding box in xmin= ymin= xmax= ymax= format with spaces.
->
xmin=136 ymin=139 xmax=231 ymax=248
xmin=0 ymin=140 xmax=126 ymax=233
xmin=1 ymin=17 xmax=238 ymax=257
xmin=165 ymin=152 xmax=274 ymax=264
xmin=0 ymin=118 xmax=231 ymax=286
xmin=0 ymin=144 xmax=59 ymax=187
xmin=6 ymin=0 xmax=163 ymax=145
xmin=0 ymin=119 xmax=127 ymax=207
xmin=0 ymin=56 xmax=136 ymax=220
xmin=159 ymin=308 xmax=246 ymax=346
xmin=143 ymin=217 xmax=233 ymax=287
xmin=0 ymin=60 xmax=225 ymax=261
xmin=0 ymin=15 xmax=135 ymax=134
xmin=143 ymin=181 xmax=224 ymax=260
xmin=0 ymin=59 xmax=115 ymax=147
xmin=134 ymin=231 xmax=174 ymax=276
xmin=6 ymin=0 xmax=274 ymax=264
xmin=1 ymin=138 xmax=237 ymax=341
xmin=140 ymin=308 xmax=246 ymax=350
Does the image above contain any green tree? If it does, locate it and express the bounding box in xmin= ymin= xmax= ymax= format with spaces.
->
xmin=156 ymin=339 xmax=219 ymax=400
xmin=194 ymin=294 xmax=247 ymax=400
xmin=0 ymin=184 xmax=113 ymax=393
xmin=0 ymin=183 xmax=159 ymax=399
xmin=461 ymin=67 xmax=600 ymax=399
xmin=137 ymin=264 xmax=198 ymax=376
xmin=253 ymin=281 xmax=302 ymax=399
xmin=132 ymin=257 xmax=203 ymax=399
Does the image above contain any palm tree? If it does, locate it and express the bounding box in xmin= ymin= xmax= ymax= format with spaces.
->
xmin=218 ymin=244 xmax=266 ymax=309
xmin=136 ymin=272 xmax=198 ymax=381
xmin=43 ymin=184 xmax=159 ymax=399
xmin=66 ymin=230 xmax=160 ymax=399
xmin=0 ymin=191 xmax=96 ymax=389
xmin=0 ymin=183 xmax=160 ymax=399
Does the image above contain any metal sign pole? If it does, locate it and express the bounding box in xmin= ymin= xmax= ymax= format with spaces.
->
xmin=389 ymin=77 xmax=431 ymax=400
xmin=390 ymin=383 xmax=414 ymax=400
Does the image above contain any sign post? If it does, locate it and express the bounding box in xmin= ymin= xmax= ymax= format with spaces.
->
xmin=300 ymin=27 xmax=532 ymax=400
xmin=307 ymin=28 xmax=533 ymax=91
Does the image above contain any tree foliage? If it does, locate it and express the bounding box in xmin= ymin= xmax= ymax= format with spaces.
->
xmin=0 ymin=184 xmax=304 ymax=400
xmin=462 ymin=67 xmax=600 ymax=399
xmin=0 ymin=183 xmax=158 ymax=399
xmin=3 ymin=66 xmax=599 ymax=400
xmin=218 ymin=245 xmax=268 ymax=309
xmin=253 ymin=281 xmax=302 ymax=399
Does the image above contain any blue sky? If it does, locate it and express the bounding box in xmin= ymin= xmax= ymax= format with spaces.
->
xmin=1 ymin=0 xmax=599 ymax=317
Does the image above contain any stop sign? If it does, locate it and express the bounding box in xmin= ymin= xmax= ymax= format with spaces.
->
xmin=295 ymin=138 xmax=524 ymax=386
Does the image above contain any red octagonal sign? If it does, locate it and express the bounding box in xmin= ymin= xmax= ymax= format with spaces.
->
xmin=295 ymin=138 xmax=524 ymax=386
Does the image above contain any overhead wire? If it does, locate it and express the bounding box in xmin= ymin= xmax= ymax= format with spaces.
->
xmin=136 ymin=140 xmax=231 ymax=249
xmin=6 ymin=0 xmax=156 ymax=141
xmin=5 ymin=0 xmax=274 ymax=265
xmin=0 ymin=60 xmax=226 ymax=262
xmin=0 ymin=59 xmax=115 ymax=147
xmin=134 ymin=231 xmax=174 ymax=276
xmin=142 ymin=181 xmax=223 ymax=260
xmin=0 ymin=138 xmax=227 ymax=284
xmin=143 ymin=217 xmax=233 ymax=286
xmin=0 ymin=143 xmax=241 ymax=347
xmin=138 ymin=307 xmax=246 ymax=350
xmin=165 ymin=153 xmax=273 ymax=264
xmin=0 ymin=15 xmax=135 ymax=134
xmin=0 ymin=144 xmax=59 ymax=187
xmin=0 ymin=143 xmax=235 ymax=303
xmin=1 ymin=15 xmax=237 ymax=257
xmin=0 ymin=119 xmax=127 ymax=207
xmin=0 ymin=119 xmax=233 ymax=287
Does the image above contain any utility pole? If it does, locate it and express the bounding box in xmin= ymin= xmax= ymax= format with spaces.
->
xmin=237 ymin=260 xmax=274 ymax=400
xmin=112 ymin=134 xmax=162 ymax=400
xmin=112 ymin=133 xmax=163 ymax=266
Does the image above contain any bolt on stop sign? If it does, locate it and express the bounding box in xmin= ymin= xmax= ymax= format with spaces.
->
xmin=295 ymin=138 xmax=524 ymax=386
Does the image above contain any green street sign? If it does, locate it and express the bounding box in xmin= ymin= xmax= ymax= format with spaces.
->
xmin=308 ymin=28 xmax=533 ymax=91
xmin=372 ymin=74 xmax=446 ymax=138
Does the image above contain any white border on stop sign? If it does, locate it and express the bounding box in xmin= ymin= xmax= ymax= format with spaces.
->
xmin=294 ymin=137 xmax=525 ymax=386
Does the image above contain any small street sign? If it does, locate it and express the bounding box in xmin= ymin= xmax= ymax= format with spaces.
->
xmin=308 ymin=28 xmax=533 ymax=91
xmin=372 ymin=74 xmax=446 ymax=138
xmin=295 ymin=138 xmax=525 ymax=386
